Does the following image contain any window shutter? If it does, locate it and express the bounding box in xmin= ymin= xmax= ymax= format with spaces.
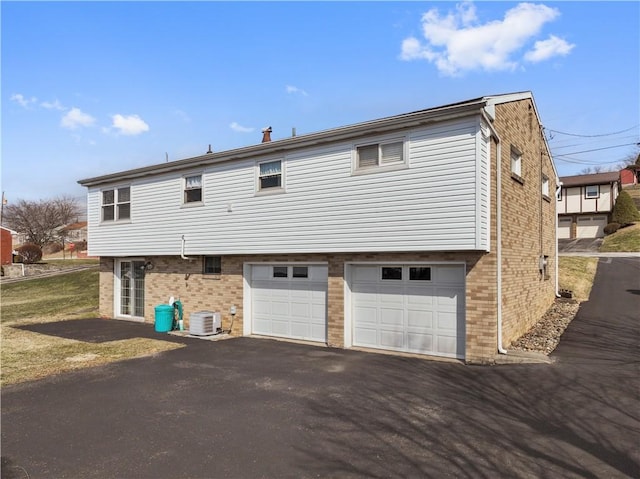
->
xmin=380 ymin=142 xmax=403 ymax=165
xmin=357 ymin=145 xmax=379 ymax=168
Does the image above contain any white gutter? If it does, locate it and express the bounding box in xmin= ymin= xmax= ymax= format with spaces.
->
xmin=555 ymin=183 xmax=563 ymax=297
xmin=481 ymin=111 xmax=508 ymax=355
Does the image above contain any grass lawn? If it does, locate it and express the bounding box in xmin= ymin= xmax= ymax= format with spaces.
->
xmin=1 ymin=268 xmax=183 ymax=386
xmin=600 ymin=223 xmax=640 ymax=252
xmin=558 ymin=256 xmax=599 ymax=301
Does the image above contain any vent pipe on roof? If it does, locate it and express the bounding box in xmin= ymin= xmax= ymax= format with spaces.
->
xmin=292 ymin=127 xmax=296 ymax=137
xmin=207 ymin=144 xmax=213 ymax=154
xmin=261 ymin=126 xmax=272 ymax=143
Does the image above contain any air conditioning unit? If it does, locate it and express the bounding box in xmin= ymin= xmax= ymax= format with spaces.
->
xmin=189 ymin=311 xmax=221 ymax=336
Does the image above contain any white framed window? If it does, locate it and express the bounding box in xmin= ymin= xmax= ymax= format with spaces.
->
xmin=184 ymin=174 xmax=203 ymax=203
xmin=585 ymin=185 xmax=599 ymax=199
xmin=510 ymin=146 xmax=522 ymax=179
xmin=102 ymin=186 xmax=130 ymax=222
xmin=257 ymin=160 xmax=283 ymax=191
xmin=542 ymin=175 xmax=550 ymax=198
xmin=355 ymin=139 xmax=406 ymax=172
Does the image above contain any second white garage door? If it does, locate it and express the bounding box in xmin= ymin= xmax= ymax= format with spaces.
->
xmin=576 ymin=215 xmax=607 ymax=238
xmin=250 ymin=264 xmax=327 ymax=343
xmin=350 ymin=264 xmax=465 ymax=359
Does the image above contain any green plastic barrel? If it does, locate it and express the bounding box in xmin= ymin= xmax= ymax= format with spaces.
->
xmin=154 ymin=304 xmax=174 ymax=332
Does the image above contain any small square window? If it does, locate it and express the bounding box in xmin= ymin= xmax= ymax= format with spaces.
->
xmin=273 ymin=266 xmax=288 ymax=278
xmin=185 ymin=175 xmax=202 ymax=203
xmin=409 ymin=267 xmax=431 ymax=281
xmin=381 ymin=267 xmax=402 ymax=280
xmin=102 ymin=187 xmax=130 ymax=222
xmin=292 ymin=266 xmax=308 ymax=278
xmin=203 ymin=256 xmax=221 ymax=275
xmin=258 ymin=160 xmax=282 ymax=190
xmin=585 ymin=185 xmax=599 ymax=199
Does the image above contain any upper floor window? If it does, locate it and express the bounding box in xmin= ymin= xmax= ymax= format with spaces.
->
xmin=557 ymin=187 xmax=563 ymax=202
xmin=510 ymin=146 xmax=523 ymax=180
xmin=102 ymin=187 xmax=130 ymax=222
xmin=184 ymin=175 xmax=202 ymax=203
xmin=356 ymin=140 xmax=405 ymax=171
xmin=585 ymin=185 xmax=599 ymax=199
xmin=541 ymin=175 xmax=550 ymax=199
xmin=258 ymin=160 xmax=282 ymax=191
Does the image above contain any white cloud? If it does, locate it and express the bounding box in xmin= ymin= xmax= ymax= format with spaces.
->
xmin=10 ymin=93 xmax=38 ymax=108
xmin=174 ymin=109 xmax=191 ymax=122
xmin=61 ymin=107 xmax=96 ymax=129
xmin=41 ymin=99 xmax=66 ymax=111
xmin=230 ymin=122 xmax=254 ymax=133
xmin=111 ymin=114 xmax=149 ymax=136
xmin=286 ymin=85 xmax=308 ymax=96
xmin=400 ymin=1 xmax=572 ymax=76
xmin=525 ymin=34 xmax=575 ymax=62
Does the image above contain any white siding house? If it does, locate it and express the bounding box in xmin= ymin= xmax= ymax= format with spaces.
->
xmin=79 ymin=92 xmax=559 ymax=363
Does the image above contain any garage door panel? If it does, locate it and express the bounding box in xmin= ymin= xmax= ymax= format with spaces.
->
xmin=407 ymin=310 xmax=433 ymax=328
xmin=352 ymin=264 xmax=465 ymax=359
xmin=250 ymin=265 xmax=327 ymax=343
xmin=380 ymin=308 xmax=404 ymax=326
xmin=354 ymin=327 xmax=377 ymax=346
xmin=577 ymin=215 xmax=607 ymax=238
xmin=407 ymin=333 xmax=433 ymax=353
xmin=380 ymin=330 xmax=404 ymax=349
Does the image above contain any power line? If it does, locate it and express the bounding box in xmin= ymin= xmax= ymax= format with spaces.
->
xmin=545 ymin=125 xmax=638 ymax=138
xmin=552 ymin=142 xmax=638 ymax=157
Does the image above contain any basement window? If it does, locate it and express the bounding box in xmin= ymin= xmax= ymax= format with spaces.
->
xmin=203 ymin=256 xmax=221 ymax=275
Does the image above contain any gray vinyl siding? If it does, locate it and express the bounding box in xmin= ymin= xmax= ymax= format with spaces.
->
xmin=87 ymin=116 xmax=490 ymax=256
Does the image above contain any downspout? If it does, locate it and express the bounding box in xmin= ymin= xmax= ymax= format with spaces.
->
xmin=555 ymin=183 xmax=563 ymax=298
xmin=181 ymin=235 xmax=194 ymax=260
xmin=481 ymin=111 xmax=507 ymax=355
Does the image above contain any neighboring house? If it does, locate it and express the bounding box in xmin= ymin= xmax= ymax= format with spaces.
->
xmin=78 ymin=91 xmax=558 ymax=364
xmin=60 ymin=221 xmax=88 ymax=244
xmin=620 ymin=165 xmax=639 ymax=187
xmin=1 ymin=227 xmax=16 ymax=265
xmin=557 ymin=172 xmax=620 ymax=239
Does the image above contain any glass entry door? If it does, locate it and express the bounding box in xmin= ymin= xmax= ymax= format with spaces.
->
xmin=117 ymin=259 xmax=145 ymax=318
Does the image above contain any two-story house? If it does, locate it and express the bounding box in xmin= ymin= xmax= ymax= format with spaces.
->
xmin=78 ymin=91 xmax=558 ymax=363
xmin=557 ymin=172 xmax=620 ymax=239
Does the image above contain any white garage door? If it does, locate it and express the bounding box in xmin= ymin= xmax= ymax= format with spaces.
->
xmin=576 ymin=215 xmax=607 ymax=238
xmin=558 ymin=217 xmax=572 ymax=239
xmin=351 ymin=264 xmax=465 ymax=359
xmin=250 ymin=264 xmax=327 ymax=342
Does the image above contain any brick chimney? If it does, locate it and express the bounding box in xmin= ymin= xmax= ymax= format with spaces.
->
xmin=261 ymin=126 xmax=272 ymax=143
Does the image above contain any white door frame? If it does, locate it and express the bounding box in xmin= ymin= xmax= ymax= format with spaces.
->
xmin=114 ymin=257 xmax=146 ymax=321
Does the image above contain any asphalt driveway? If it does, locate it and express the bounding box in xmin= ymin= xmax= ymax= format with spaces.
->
xmin=2 ymin=258 xmax=639 ymax=479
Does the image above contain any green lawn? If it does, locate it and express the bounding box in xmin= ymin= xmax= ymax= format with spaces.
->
xmin=1 ymin=268 xmax=183 ymax=386
xmin=601 ymin=223 xmax=640 ymax=252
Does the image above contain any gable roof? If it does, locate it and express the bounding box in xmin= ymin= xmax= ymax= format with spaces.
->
xmin=560 ymin=171 xmax=620 ymax=187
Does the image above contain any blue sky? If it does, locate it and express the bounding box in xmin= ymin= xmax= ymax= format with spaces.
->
xmin=2 ymin=1 xmax=639 ymax=204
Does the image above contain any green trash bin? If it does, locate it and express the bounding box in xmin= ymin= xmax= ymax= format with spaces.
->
xmin=154 ymin=304 xmax=174 ymax=333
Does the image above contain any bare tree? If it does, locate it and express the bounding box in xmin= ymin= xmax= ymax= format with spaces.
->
xmin=2 ymin=196 xmax=82 ymax=248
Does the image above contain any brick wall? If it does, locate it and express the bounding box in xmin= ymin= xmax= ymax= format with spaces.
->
xmin=493 ymin=99 xmax=557 ymax=347
xmin=1 ymin=228 xmax=13 ymax=265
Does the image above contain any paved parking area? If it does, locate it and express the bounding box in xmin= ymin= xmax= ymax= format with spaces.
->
xmin=2 ymin=258 xmax=639 ymax=478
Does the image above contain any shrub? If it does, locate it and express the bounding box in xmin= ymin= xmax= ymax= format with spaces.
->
xmin=612 ymin=191 xmax=640 ymax=226
xmin=16 ymin=243 xmax=43 ymax=264
xmin=43 ymin=242 xmax=63 ymax=254
xmin=73 ymin=240 xmax=87 ymax=251
xmin=603 ymin=222 xmax=620 ymax=235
